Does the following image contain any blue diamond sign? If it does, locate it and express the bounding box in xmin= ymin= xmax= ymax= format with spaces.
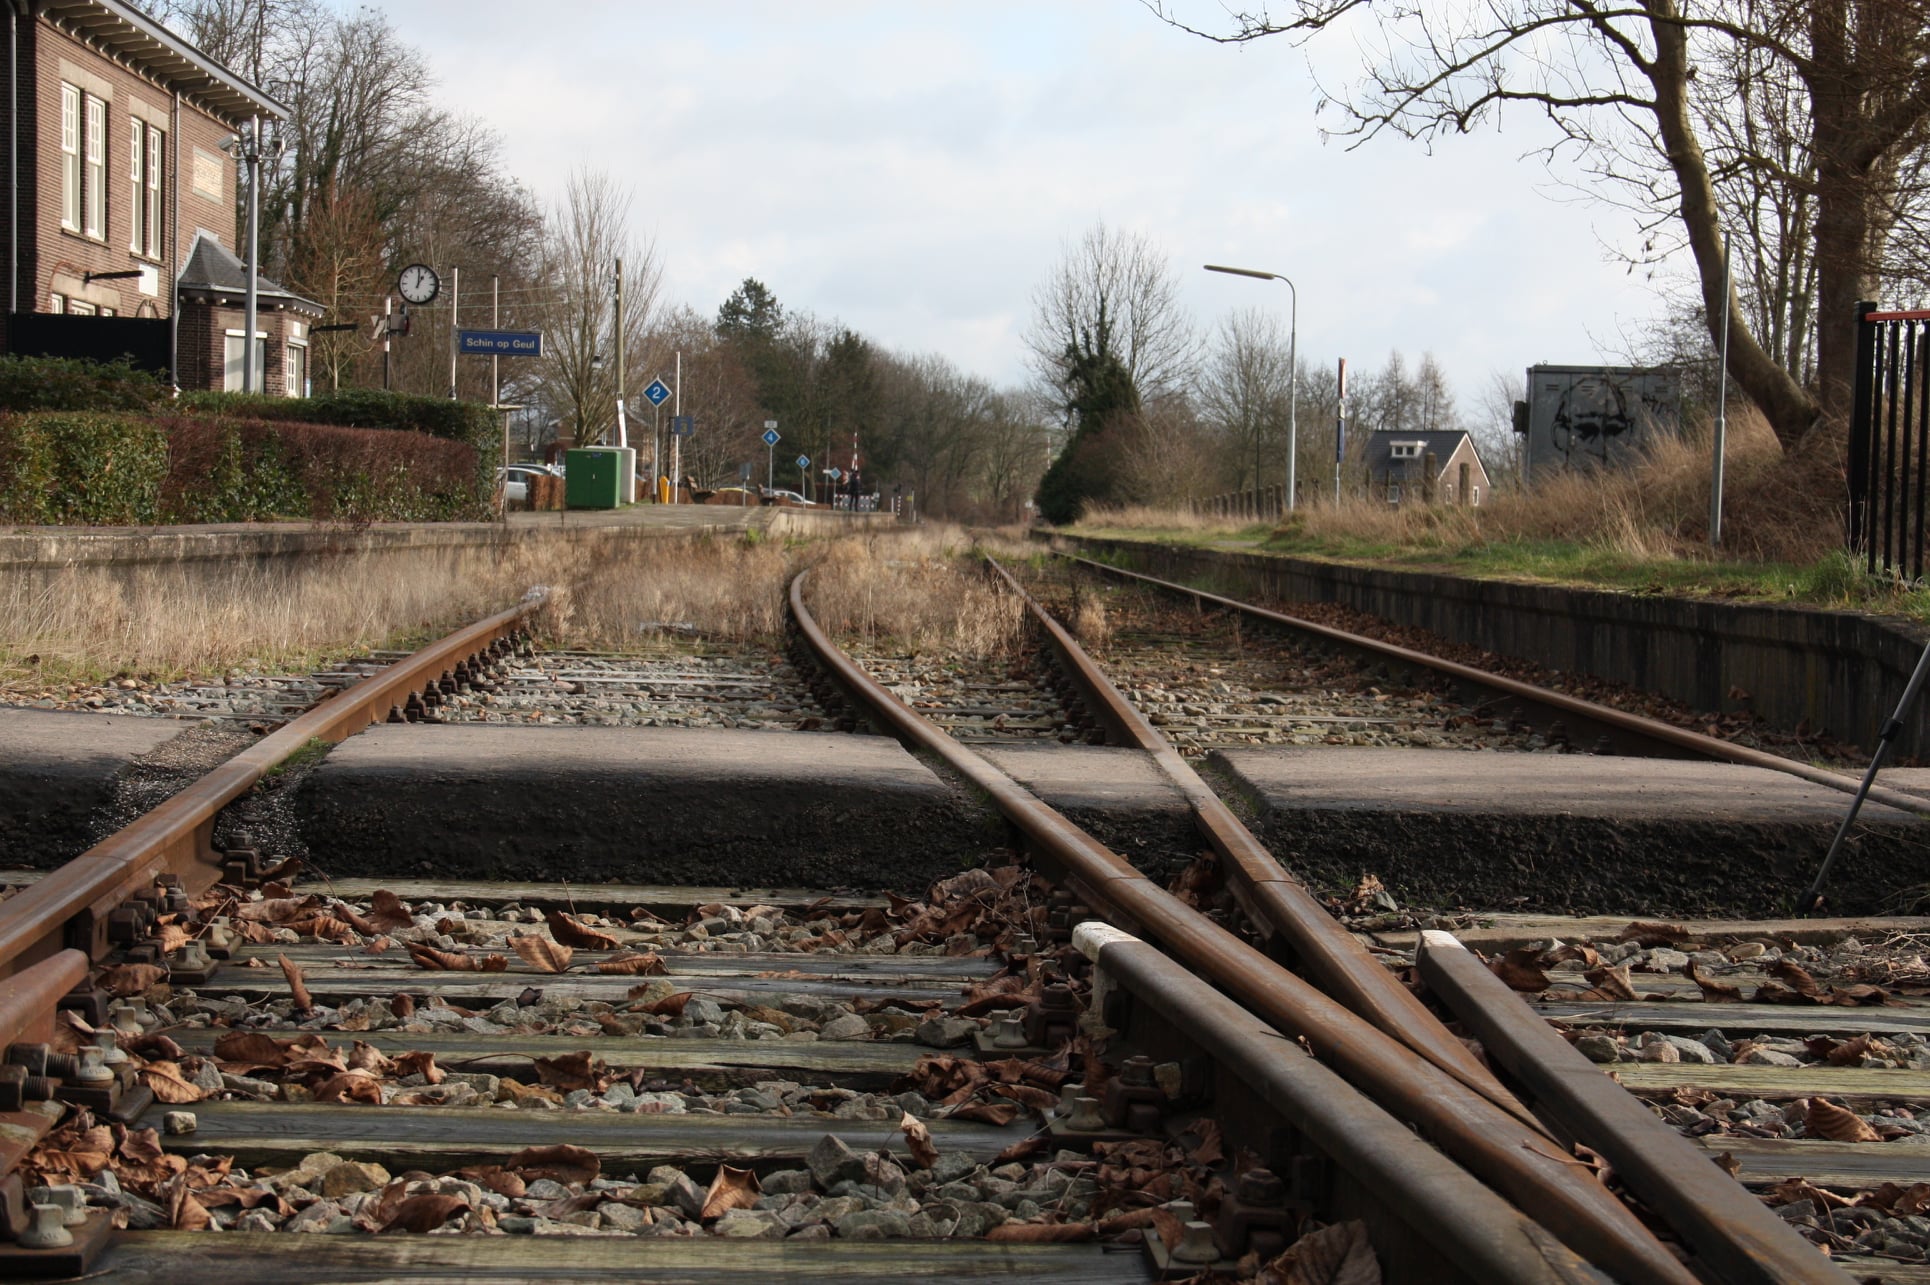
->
xmin=795 ymin=455 xmax=810 ymax=469
xmin=642 ymin=378 xmax=672 ymax=407
xmin=762 ymin=427 xmax=780 ymax=447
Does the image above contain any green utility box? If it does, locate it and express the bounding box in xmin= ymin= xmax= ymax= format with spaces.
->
xmin=564 ymin=448 xmax=622 ymax=509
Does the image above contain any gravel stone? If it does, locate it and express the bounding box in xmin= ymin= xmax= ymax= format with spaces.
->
xmin=819 ymin=1013 xmax=871 ymax=1041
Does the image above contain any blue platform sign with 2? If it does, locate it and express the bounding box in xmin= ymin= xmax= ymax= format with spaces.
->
xmin=643 ymin=379 xmax=672 ymax=407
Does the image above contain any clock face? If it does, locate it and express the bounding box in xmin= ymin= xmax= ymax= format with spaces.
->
xmin=398 ymin=263 xmax=440 ymax=305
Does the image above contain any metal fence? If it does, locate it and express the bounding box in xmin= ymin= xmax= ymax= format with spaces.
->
xmin=1849 ymin=301 xmax=1930 ymax=579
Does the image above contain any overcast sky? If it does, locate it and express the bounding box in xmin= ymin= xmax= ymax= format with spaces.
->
xmin=383 ymin=1 xmax=1669 ymax=421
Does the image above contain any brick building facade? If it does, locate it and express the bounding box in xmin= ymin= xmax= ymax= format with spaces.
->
xmin=2 ymin=0 xmax=317 ymax=390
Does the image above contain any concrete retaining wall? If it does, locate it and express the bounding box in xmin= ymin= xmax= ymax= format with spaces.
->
xmin=1056 ymin=535 xmax=1930 ymax=760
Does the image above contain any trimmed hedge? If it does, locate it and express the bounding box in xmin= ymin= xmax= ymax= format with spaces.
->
xmin=0 ymin=412 xmax=485 ymax=525
xmin=177 ymin=390 xmax=498 ymax=496
xmin=0 ymin=354 xmax=171 ymax=413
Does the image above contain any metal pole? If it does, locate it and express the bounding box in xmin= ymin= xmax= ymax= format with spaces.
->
xmin=614 ymin=257 xmax=625 ymax=450
xmin=1287 ymin=289 xmax=1298 ymax=511
xmin=242 ymin=116 xmax=259 ymax=393
xmin=672 ymin=350 xmax=681 ymax=504
xmin=382 ymin=295 xmax=391 ymax=391
xmin=491 ymin=274 xmax=500 ymax=409
xmin=1335 ymin=357 xmax=1348 ymax=503
xmin=1711 ymin=240 xmax=1732 ymax=548
xmin=447 ymin=265 xmax=459 ymax=401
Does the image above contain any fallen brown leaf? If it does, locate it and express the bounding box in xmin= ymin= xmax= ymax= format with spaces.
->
xmin=100 ymin=963 xmax=168 ymax=997
xmin=1687 ymin=964 xmax=1741 ymax=1002
xmin=1618 ymin=921 xmax=1690 ymax=947
xmin=506 ymin=1143 xmax=599 ymax=1185
xmin=138 ymin=1062 xmax=204 ymax=1104
xmin=511 ymin=935 xmax=574 ymax=974
xmin=1767 ymin=959 xmax=1821 ymax=996
xmin=699 ymin=1164 xmax=762 ymax=1220
xmin=531 ymin=1050 xmax=605 ymax=1093
xmin=1268 ymin=1218 xmax=1381 ymax=1285
xmin=347 ymin=1041 xmax=396 ymax=1074
xmin=369 ymin=890 xmax=415 ymax=933
xmin=1583 ymin=964 xmax=1637 ymax=1001
xmin=278 ymin=954 xmax=313 ymax=1012
xmin=311 ymin=1070 xmax=384 ymax=1104
xmin=598 ymin=951 xmax=667 ymax=976
xmin=167 ymin=1180 xmax=213 ymax=1231
xmin=1489 ymin=947 xmax=1552 ymax=993
xmin=629 ymin=990 xmax=695 ymax=1017
xmin=1805 ymin=1097 xmax=1880 ymax=1143
xmin=985 ymin=1223 xmax=1094 ymax=1242
xmin=394 ymin=1050 xmax=444 ymax=1085
xmin=899 ymin=1111 xmax=939 ymax=1169
xmin=378 ymin=1193 xmax=469 ymax=1233
xmin=213 ymin=1030 xmax=293 ymax=1068
xmin=547 ymin=910 xmax=619 ymax=951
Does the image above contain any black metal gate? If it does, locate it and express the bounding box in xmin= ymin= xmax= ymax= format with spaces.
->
xmin=1848 ymin=301 xmax=1930 ymax=578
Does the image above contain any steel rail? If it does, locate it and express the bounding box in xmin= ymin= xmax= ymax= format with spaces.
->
xmin=1074 ymin=922 xmax=1609 ymax=1285
xmin=1416 ymin=930 xmax=1850 ymax=1285
xmin=1065 ymin=553 xmax=1930 ymax=819
xmin=0 ymin=589 xmax=545 ymax=982
xmin=982 ymin=555 xmax=1522 ymax=1111
xmin=788 ymin=570 xmax=1693 ymax=1284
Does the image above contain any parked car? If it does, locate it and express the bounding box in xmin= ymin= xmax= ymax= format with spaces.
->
xmin=706 ymin=486 xmax=761 ymax=505
xmin=497 ymin=468 xmax=528 ymax=504
xmin=764 ymin=489 xmax=816 ymax=507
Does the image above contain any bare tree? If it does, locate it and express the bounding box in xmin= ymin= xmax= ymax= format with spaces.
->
xmin=1024 ymin=221 xmax=1198 ymax=410
xmin=1150 ymin=0 xmax=1930 ymax=453
xmin=1199 ymin=307 xmax=1293 ymax=492
xmin=528 ymin=171 xmax=660 ymax=446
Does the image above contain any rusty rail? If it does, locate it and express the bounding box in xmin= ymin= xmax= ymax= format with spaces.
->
xmin=982 ymin=555 xmax=1519 ymax=1107
xmin=1073 ymin=922 xmax=1607 ymax=1284
xmin=1064 ymin=553 xmax=1930 ymax=818
xmin=1416 ymin=931 xmax=1850 ymax=1284
xmin=788 ymin=569 xmax=1693 ymax=1283
xmin=0 ymin=589 xmax=545 ymax=983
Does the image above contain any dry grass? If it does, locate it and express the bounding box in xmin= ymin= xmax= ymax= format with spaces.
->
xmin=803 ymin=527 xmax=1023 ymax=658
xmin=1073 ymin=407 xmax=1840 ymax=568
xmin=0 ymin=524 xmax=1023 ymax=686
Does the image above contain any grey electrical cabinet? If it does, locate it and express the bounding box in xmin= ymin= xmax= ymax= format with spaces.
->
xmin=1515 ymin=365 xmax=1682 ymax=484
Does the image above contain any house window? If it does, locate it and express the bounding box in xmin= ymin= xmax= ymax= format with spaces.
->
xmin=67 ymin=300 xmax=96 ymax=317
xmin=146 ymin=127 xmax=163 ymax=259
xmin=49 ymin=293 xmax=65 ymax=313
xmin=59 ymin=85 xmax=80 ymax=231
xmin=224 ymin=330 xmax=267 ymax=392
xmin=1389 ymin=442 xmax=1421 ymax=460
xmin=1387 ymin=483 xmax=1402 ymax=504
xmin=127 ymin=121 xmax=165 ymax=259
xmin=1472 ymin=486 xmax=1481 ymax=505
xmin=284 ymin=341 xmax=308 ymax=398
xmin=84 ymin=94 xmax=106 ymax=240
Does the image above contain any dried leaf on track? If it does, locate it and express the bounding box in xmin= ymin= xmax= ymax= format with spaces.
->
xmin=993 ymin=1133 xmax=1050 ymax=1165
xmin=1267 ymin=1219 xmax=1381 ymax=1285
xmin=100 ymin=963 xmax=168 ymax=997
xmin=394 ymin=1050 xmax=444 ymax=1084
xmin=1805 ymin=1097 xmax=1880 ymax=1143
xmin=284 ymin=915 xmax=360 ymax=944
xmin=899 ymin=1111 xmax=939 ymax=1168
xmin=1489 ymin=948 xmax=1552 ymax=993
xmin=167 ymin=1181 xmax=213 ymax=1231
xmin=331 ymin=901 xmax=379 ymax=937
xmin=1618 ymin=921 xmax=1690 ymax=947
xmin=278 ymin=954 xmax=313 ymax=1011
xmin=378 ymin=1193 xmax=469 ymax=1233
xmin=546 ymin=910 xmax=619 ymax=951
xmin=598 ymin=951 xmax=667 ymax=975
xmin=1822 ymin=1034 xmax=1876 ymax=1066
xmin=985 ymin=1222 xmax=1095 ymax=1242
xmin=213 ymin=1030 xmax=293 ymax=1067
xmin=369 ymin=889 xmax=415 ymax=932
xmin=510 ymin=935 xmax=574 ymax=974
xmin=532 ymin=1050 xmax=605 ymax=1092
xmin=405 ymin=943 xmax=507 ymax=972
xmin=138 ymin=1062 xmax=204 ymax=1104
xmin=1767 ymin=960 xmax=1821 ymax=996
xmin=1583 ymin=964 xmax=1637 ymax=1001
xmin=1766 ymin=1177 xmax=1852 ymax=1210
xmin=700 ymin=1164 xmax=762 ymax=1220
xmin=453 ymin=1165 xmax=526 ymax=1198
xmin=346 ymin=1040 xmax=395 ymax=1074
xmin=236 ymin=896 xmax=318 ymax=924
xmin=629 ymin=990 xmax=694 ymax=1017
xmin=948 ymin=1100 xmax=1022 ymax=1126
xmin=1687 ymin=964 xmax=1741 ymax=1002
xmin=312 ymin=1070 xmax=384 ymax=1104
xmin=506 ymin=1143 xmax=599 ymax=1185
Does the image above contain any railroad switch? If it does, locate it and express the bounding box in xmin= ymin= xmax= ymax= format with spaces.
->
xmin=1213 ymin=1168 xmax=1294 ymax=1260
xmin=1102 ymin=1054 xmax=1168 ymax=1133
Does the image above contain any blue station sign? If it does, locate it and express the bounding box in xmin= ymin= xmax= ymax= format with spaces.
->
xmin=457 ymin=329 xmax=542 ymax=356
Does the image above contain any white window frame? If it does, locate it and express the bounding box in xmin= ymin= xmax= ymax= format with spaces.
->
xmin=48 ymin=293 xmax=65 ymax=313
xmin=1472 ymin=486 xmax=1481 ymax=505
xmin=284 ymin=340 xmax=308 ymax=398
xmin=145 ymin=126 xmax=163 ymax=259
xmin=83 ymin=93 xmax=106 ymax=240
xmin=59 ymin=84 xmax=81 ymax=231
xmin=128 ymin=119 xmax=143 ymax=252
xmin=1389 ymin=442 xmax=1421 ymax=460
xmin=223 ymin=329 xmax=267 ymax=393
xmin=1387 ymin=483 xmax=1402 ymax=503
xmin=66 ymin=299 xmax=96 ymax=317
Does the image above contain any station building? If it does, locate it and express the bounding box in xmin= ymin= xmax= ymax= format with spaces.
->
xmin=0 ymin=0 xmax=319 ymax=393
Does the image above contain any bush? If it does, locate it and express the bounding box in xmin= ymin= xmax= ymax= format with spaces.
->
xmin=0 ymin=411 xmax=483 ymax=526
xmin=0 ymin=412 xmax=167 ymax=524
xmin=0 ymin=354 xmax=171 ymax=413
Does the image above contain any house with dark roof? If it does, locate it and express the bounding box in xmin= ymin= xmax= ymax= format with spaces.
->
xmin=1362 ymin=429 xmax=1492 ymax=507
xmin=2 ymin=0 xmax=320 ymax=391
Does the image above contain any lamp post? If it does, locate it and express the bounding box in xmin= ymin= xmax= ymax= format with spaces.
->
xmin=1205 ymin=263 xmax=1298 ymax=512
xmin=221 ymin=119 xmax=281 ymax=394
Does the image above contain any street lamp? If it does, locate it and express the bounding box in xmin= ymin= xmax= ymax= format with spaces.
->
xmin=220 ymin=119 xmax=282 ymax=394
xmin=1205 ymin=263 xmax=1298 ymax=512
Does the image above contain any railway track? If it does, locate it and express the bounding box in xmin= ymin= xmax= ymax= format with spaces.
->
xmin=0 ymin=547 xmax=1926 ymax=1280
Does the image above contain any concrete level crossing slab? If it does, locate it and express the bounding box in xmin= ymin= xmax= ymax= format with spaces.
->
xmin=1212 ymin=747 xmax=1929 ymax=917
xmin=0 ymin=709 xmax=191 ymax=868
